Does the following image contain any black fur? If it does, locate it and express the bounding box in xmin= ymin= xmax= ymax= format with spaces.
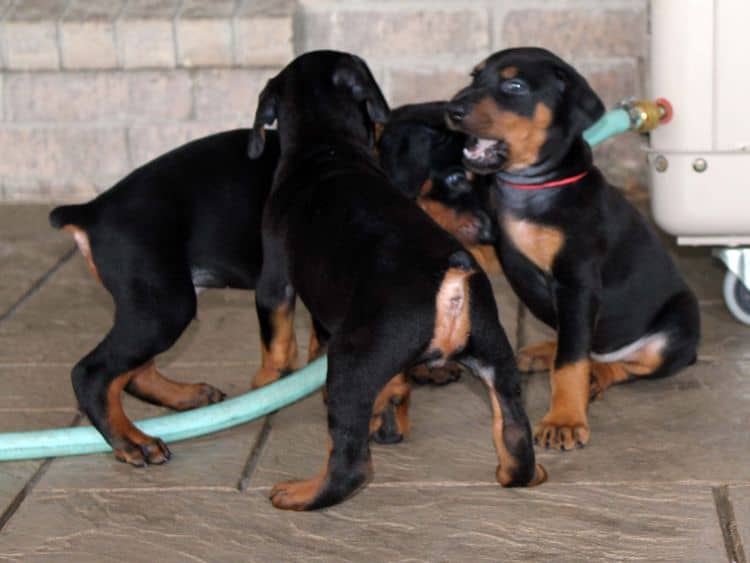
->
xmin=251 ymin=50 xmax=542 ymax=510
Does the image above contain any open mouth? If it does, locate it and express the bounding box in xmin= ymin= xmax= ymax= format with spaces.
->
xmin=461 ymin=136 xmax=507 ymax=174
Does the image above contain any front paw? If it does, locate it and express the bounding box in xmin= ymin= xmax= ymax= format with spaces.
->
xmin=113 ymin=436 xmax=171 ymax=467
xmin=534 ymin=416 xmax=589 ymax=451
xmin=270 ymin=476 xmax=325 ymax=511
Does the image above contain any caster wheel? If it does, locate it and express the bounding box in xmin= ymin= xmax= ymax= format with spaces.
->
xmin=722 ymin=271 xmax=750 ymax=326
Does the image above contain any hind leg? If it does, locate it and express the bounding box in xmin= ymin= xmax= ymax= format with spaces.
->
xmin=124 ymin=361 xmax=225 ymax=411
xmin=589 ymin=290 xmax=700 ymax=401
xmin=72 ymin=272 xmax=198 ymax=466
xmin=460 ymin=274 xmax=546 ymax=486
xmin=270 ymin=337 xmax=399 ymax=510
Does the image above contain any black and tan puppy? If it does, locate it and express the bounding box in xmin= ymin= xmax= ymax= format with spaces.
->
xmin=248 ymin=50 xmax=546 ymax=510
xmin=49 ymin=128 xmax=414 ymax=465
xmin=49 ymin=130 xmax=283 ymax=465
xmin=379 ymin=102 xmax=500 ymax=387
xmin=446 ymin=47 xmax=700 ymax=451
xmin=380 ymin=101 xmax=500 ymax=274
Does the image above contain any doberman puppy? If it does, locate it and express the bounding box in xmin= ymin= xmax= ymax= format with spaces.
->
xmin=248 ymin=50 xmax=546 ymax=510
xmin=49 ymin=129 xmax=283 ymax=465
xmin=380 ymin=101 xmax=500 ymax=274
xmin=50 ymin=128 xmax=416 ymax=464
xmin=379 ymin=102 xmax=500 ymax=386
xmin=446 ymin=47 xmax=700 ymax=451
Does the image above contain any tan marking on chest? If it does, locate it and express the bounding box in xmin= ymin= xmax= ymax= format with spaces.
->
xmin=503 ymin=215 xmax=564 ymax=272
xmin=429 ymin=267 xmax=474 ymax=358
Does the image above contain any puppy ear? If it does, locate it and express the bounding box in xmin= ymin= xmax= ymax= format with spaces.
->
xmin=554 ymin=63 xmax=605 ymax=134
xmin=332 ymin=58 xmax=390 ymax=123
xmin=247 ymin=80 xmax=279 ymax=159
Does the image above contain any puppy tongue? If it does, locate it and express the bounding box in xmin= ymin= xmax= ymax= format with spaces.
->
xmin=463 ymin=138 xmax=497 ymax=160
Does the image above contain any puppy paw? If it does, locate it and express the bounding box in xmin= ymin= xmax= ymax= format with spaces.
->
xmin=534 ymin=417 xmax=589 ymax=451
xmin=173 ymin=383 xmax=226 ymax=411
xmin=113 ymin=436 xmax=171 ymax=467
xmin=270 ymin=476 xmax=324 ymax=511
xmin=251 ymin=367 xmax=282 ymax=389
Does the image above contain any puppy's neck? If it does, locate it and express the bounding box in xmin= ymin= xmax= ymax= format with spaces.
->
xmin=492 ymin=137 xmax=593 ymax=188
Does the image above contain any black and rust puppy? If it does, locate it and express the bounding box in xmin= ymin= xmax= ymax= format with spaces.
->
xmin=446 ymin=47 xmax=700 ymax=451
xmin=49 ymin=130 xmax=289 ymax=465
xmin=379 ymin=102 xmax=500 ymax=387
xmin=380 ymin=101 xmax=500 ymax=274
xmin=248 ymin=50 xmax=546 ymax=510
xmin=49 ymin=128 xmax=411 ymax=465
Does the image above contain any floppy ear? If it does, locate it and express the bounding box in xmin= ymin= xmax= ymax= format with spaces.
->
xmin=332 ymin=58 xmax=390 ymax=123
xmin=247 ymin=80 xmax=279 ymax=159
xmin=554 ymin=62 xmax=605 ymax=134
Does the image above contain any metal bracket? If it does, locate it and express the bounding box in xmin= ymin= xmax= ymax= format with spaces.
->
xmin=713 ymin=247 xmax=750 ymax=291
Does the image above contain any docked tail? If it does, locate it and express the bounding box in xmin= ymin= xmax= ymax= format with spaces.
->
xmin=49 ymin=203 xmax=92 ymax=230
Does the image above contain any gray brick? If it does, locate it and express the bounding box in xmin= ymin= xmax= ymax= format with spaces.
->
xmin=387 ymin=64 xmax=473 ymax=107
xmin=5 ymin=71 xmax=192 ymax=122
xmin=117 ymin=18 xmax=176 ymax=69
xmin=578 ymin=59 xmax=642 ymax=108
xmin=2 ymin=0 xmax=67 ymax=71
xmin=120 ymin=0 xmax=181 ymax=18
xmin=126 ymin=71 xmax=193 ymax=121
xmin=0 ymin=126 xmax=129 ymax=198
xmin=193 ymin=68 xmax=278 ymax=121
xmin=117 ymin=0 xmax=180 ymax=69
xmin=301 ymin=6 xmax=489 ymax=58
xmin=502 ymin=9 xmax=647 ymax=59
xmin=60 ymin=1 xmax=124 ymax=69
xmin=234 ymin=0 xmax=294 ymax=66
xmin=177 ymin=17 xmax=233 ymax=67
xmin=128 ymin=122 xmax=244 ymax=168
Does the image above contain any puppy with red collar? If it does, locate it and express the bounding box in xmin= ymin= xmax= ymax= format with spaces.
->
xmin=446 ymin=48 xmax=700 ymax=451
xmin=248 ymin=50 xmax=545 ymax=510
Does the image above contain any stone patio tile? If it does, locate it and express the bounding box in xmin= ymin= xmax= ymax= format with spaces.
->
xmin=0 ymin=484 xmax=725 ymax=561
xmin=0 ymin=253 xmax=289 ymax=366
xmin=730 ymin=484 xmax=750 ymax=559
xmin=0 ymin=205 xmax=71 ymax=316
xmin=698 ymin=303 xmax=750 ymax=361
xmin=525 ymin=357 xmax=750 ymax=485
xmin=0 ymin=412 xmax=77 ymax=515
xmin=251 ymin=355 xmax=750 ymax=490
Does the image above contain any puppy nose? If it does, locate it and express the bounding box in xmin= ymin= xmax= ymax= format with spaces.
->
xmin=446 ymin=103 xmax=467 ymax=123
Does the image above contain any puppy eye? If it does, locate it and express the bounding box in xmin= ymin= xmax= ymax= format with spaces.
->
xmin=500 ymin=78 xmax=529 ymax=95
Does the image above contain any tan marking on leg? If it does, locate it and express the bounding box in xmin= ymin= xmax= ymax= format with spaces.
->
xmin=429 ymin=267 xmax=474 ymax=357
xmin=270 ymin=440 xmax=333 ymax=511
xmin=534 ymin=360 xmax=591 ymax=450
xmin=503 ymin=214 xmax=564 ymax=273
xmin=417 ymin=198 xmax=487 ymax=248
xmin=252 ymin=303 xmax=299 ymax=389
xmin=467 ymin=244 xmax=501 ymax=274
xmin=517 ymin=340 xmax=557 ymax=373
xmin=484 ymin=381 xmax=547 ymax=487
xmin=108 ymin=365 xmax=170 ymax=465
xmin=500 ymin=66 xmax=518 ymax=79
xmin=369 ymin=373 xmax=411 ymax=437
xmin=63 ymin=225 xmax=102 ymax=285
xmin=126 ymin=360 xmax=224 ymax=410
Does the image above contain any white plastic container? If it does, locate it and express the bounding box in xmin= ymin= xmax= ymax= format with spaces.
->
xmin=647 ymin=0 xmax=750 ymax=247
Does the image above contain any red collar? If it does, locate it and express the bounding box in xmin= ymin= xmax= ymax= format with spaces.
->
xmin=503 ymin=170 xmax=589 ymax=190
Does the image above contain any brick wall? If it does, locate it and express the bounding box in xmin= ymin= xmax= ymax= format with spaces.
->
xmin=0 ymin=0 xmax=648 ymax=202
